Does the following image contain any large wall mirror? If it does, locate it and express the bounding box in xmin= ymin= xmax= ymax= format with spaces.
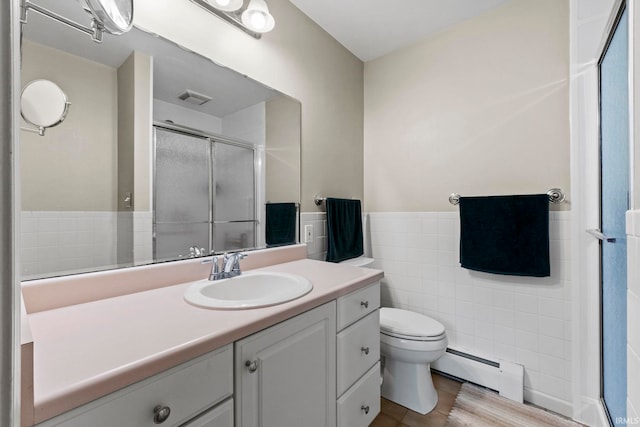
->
xmin=20 ymin=0 xmax=301 ymax=280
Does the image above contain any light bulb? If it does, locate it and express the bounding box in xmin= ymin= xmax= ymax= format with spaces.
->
xmin=250 ymin=11 xmax=267 ymax=30
xmin=241 ymin=0 xmax=275 ymax=33
xmin=207 ymin=0 xmax=243 ymax=12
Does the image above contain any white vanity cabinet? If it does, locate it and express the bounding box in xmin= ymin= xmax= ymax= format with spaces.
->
xmin=336 ymin=281 xmax=381 ymax=427
xmin=36 ymin=345 xmax=233 ymax=427
xmin=33 ymin=279 xmax=382 ymax=427
xmin=234 ymin=302 xmax=337 ymax=427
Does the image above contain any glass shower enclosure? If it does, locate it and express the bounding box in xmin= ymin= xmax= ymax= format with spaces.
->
xmin=153 ymin=126 xmax=257 ymax=261
xmin=598 ymin=5 xmax=629 ymax=424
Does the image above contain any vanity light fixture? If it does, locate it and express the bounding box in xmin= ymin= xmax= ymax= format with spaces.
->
xmin=205 ymin=0 xmax=243 ymax=12
xmin=190 ymin=0 xmax=275 ymax=39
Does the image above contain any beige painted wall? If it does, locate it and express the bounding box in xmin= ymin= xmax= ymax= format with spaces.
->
xmin=364 ymin=0 xmax=570 ymax=212
xmin=266 ymin=96 xmax=301 ymax=203
xmin=20 ymin=40 xmax=118 ymax=211
xmin=134 ymin=0 xmax=364 ymax=211
xmin=133 ymin=53 xmax=153 ymax=213
xmin=118 ymin=51 xmax=153 ymax=213
xmin=118 ymin=53 xmax=136 ymax=213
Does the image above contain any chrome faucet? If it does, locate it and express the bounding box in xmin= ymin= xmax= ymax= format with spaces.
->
xmin=189 ymin=246 xmax=205 ymax=258
xmin=222 ymin=252 xmax=248 ymax=279
xmin=208 ymin=252 xmax=248 ymax=280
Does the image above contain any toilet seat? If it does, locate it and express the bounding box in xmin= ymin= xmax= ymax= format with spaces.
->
xmin=381 ymin=330 xmax=447 ymax=342
xmin=380 ymin=308 xmax=446 ymax=341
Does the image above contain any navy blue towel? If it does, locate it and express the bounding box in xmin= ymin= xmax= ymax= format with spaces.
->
xmin=326 ymin=198 xmax=364 ymax=263
xmin=459 ymin=194 xmax=550 ymax=277
xmin=265 ymin=203 xmax=297 ymax=247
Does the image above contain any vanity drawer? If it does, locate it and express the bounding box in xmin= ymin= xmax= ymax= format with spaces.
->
xmin=337 ymin=281 xmax=380 ymax=331
xmin=337 ymin=310 xmax=380 ymax=396
xmin=182 ymin=398 xmax=233 ymax=427
xmin=38 ymin=345 xmax=233 ymax=427
xmin=337 ymin=362 xmax=380 ymax=427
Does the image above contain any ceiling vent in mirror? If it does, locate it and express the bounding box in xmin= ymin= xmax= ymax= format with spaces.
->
xmin=178 ymin=90 xmax=213 ymax=106
xmin=20 ymin=0 xmax=134 ymax=43
xmin=189 ymin=0 xmax=275 ymax=39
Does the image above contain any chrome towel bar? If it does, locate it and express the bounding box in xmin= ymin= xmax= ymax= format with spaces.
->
xmin=448 ymin=188 xmax=565 ymax=205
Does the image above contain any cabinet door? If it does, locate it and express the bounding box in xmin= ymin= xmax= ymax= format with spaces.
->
xmin=235 ymin=302 xmax=337 ymax=427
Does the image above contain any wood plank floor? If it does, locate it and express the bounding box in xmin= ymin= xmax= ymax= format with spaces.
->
xmin=370 ymin=372 xmax=462 ymax=427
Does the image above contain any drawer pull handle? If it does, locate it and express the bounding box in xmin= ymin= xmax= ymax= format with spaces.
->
xmin=361 ymin=405 xmax=370 ymax=415
xmin=245 ymin=359 xmax=259 ymax=373
xmin=360 ymin=301 xmax=369 ymax=309
xmin=361 ymin=346 xmax=370 ymax=355
xmin=153 ymin=405 xmax=171 ymax=424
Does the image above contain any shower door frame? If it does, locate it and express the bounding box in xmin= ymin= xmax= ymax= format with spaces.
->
xmin=595 ymin=0 xmax=633 ymax=424
xmin=152 ymin=122 xmax=260 ymax=260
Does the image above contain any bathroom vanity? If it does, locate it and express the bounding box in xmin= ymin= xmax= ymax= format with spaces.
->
xmin=21 ymin=245 xmax=383 ymax=427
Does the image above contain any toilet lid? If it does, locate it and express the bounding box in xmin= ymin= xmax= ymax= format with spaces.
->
xmin=339 ymin=256 xmax=374 ymax=267
xmin=380 ymin=308 xmax=445 ymax=339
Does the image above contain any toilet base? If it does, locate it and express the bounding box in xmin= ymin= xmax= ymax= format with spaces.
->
xmin=381 ymin=358 xmax=437 ymax=415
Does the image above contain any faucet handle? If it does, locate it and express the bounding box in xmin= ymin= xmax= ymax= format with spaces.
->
xmin=209 ymin=256 xmax=222 ymax=281
xmin=222 ymin=252 xmax=248 ymax=277
xmin=233 ymin=252 xmax=248 ymax=268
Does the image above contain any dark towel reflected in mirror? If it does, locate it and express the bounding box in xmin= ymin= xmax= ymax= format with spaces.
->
xmin=265 ymin=203 xmax=297 ymax=247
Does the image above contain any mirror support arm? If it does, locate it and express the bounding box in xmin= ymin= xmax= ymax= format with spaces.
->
xmin=20 ymin=125 xmax=45 ymax=137
xmin=20 ymin=0 xmax=104 ymax=43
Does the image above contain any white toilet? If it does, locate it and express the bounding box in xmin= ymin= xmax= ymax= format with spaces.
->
xmin=338 ymin=256 xmax=375 ymax=267
xmin=380 ymin=308 xmax=448 ymax=415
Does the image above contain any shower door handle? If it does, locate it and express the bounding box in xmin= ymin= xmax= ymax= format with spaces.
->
xmin=586 ymin=229 xmax=617 ymax=243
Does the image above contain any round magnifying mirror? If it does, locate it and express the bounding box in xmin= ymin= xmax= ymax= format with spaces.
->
xmin=21 ymin=80 xmax=70 ymax=132
xmin=83 ymin=0 xmax=133 ymax=35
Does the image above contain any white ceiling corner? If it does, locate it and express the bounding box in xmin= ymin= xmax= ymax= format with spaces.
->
xmin=288 ymin=0 xmax=512 ymax=62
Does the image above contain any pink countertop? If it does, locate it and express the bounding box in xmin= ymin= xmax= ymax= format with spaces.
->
xmin=27 ymin=258 xmax=383 ymax=424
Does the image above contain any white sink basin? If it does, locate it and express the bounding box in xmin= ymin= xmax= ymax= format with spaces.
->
xmin=183 ymin=271 xmax=313 ymax=310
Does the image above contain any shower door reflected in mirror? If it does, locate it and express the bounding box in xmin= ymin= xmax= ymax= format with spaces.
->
xmin=153 ymin=126 xmax=258 ymax=262
xmin=213 ymin=142 xmax=257 ymax=252
xmin=154 ymin=128 xmax=211 ymax=262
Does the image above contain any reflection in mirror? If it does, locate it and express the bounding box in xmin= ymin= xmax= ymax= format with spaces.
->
xmin=20 ymin=1 xmax=301 ymax=280
xmin=20 ymin=79 xmax=70 ymax=135
xmin=80 ymin=0 xmax=134 ymax=35
xmin=21 ymin=0 xmax=134 ymax=43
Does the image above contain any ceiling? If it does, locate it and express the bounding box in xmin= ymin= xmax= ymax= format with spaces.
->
xmin=289 ymin=0 xmax=512 ymax=62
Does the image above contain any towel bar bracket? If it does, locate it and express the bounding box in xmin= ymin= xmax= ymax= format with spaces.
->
xmin=546 ymin=188 xmax=565 ymax=204
xmin=449 ymin=188 xmax=565 ymax=205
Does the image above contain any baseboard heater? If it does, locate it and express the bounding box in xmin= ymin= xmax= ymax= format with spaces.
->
xmin=431 ymin=348 xmax=524 ymax=403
